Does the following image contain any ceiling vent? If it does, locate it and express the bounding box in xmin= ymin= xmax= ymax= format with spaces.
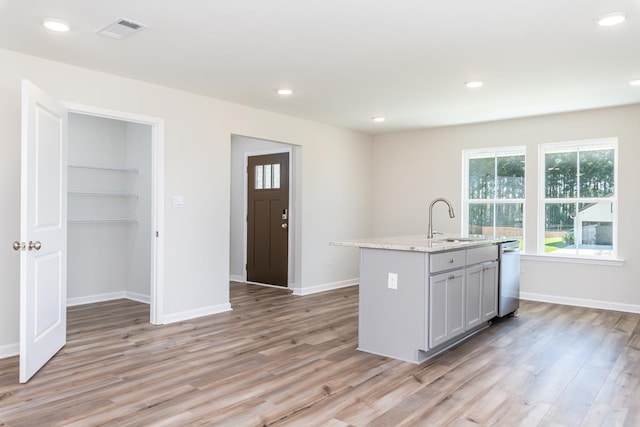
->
xmin=95 ymin=18 xmax=147 ymax=40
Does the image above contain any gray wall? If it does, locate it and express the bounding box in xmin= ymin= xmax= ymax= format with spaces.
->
xmin=126 ymin=122 xmax=152 ymax=298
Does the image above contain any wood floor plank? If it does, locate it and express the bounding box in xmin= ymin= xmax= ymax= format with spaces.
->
xmin=0 ymin=284 xmax=639 ymax=426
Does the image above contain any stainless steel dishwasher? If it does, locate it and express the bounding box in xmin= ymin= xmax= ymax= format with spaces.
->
xmin=498 ymin=240 xmax=520 ymax=317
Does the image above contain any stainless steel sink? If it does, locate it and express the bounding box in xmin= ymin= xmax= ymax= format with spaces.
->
xmin=436 ymin=237 xmax=485 ymax=243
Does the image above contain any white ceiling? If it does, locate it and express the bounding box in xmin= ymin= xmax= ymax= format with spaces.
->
xmin=1 ymin=0 xmax=639 ymax=135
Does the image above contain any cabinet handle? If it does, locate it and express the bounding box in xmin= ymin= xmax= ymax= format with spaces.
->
xmin=448 ymin=259 xmax=454 ymax=263
xmin=448 ymin=275 xmax=455 ymax=280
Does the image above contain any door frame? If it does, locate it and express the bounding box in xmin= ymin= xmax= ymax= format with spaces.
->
xmin=243 ymin=147 xmax=293 ymax=288
xmin=63 ymin=102 xmax=165 ymax=324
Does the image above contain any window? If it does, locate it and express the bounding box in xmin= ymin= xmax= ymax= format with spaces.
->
xmin=539 ymin=138 xmax=617 ymax=257
xmin=254 ymin=163 xmax=281 ymax=189
xmin=463 ymin=147 xmax=525 ymax=243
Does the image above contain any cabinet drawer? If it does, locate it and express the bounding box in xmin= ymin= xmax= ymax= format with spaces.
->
xmin=466 ymin=245 xmax=498 ymax=265
xmin=430 ymin=250 xmax=466 ymax=273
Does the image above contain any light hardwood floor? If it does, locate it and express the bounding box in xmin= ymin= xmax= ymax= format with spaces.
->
xmin=1 ymin=283 xmax=639 ymax=426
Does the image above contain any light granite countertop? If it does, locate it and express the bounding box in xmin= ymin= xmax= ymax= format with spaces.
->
xmin=330 ymin=234 xmax=514 ymax=253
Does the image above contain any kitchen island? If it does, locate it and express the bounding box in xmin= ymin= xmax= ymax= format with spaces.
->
xmin=332 ymin=234 xmax=514 ymax=364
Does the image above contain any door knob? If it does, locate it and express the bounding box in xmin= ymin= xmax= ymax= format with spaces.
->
xmin=28 ymin=241 xmax=42 ymax=251
xmin=12 ymin=241 xmax=24 ymax=251
xmin=281 ymin=223 xmax=288 ymax=229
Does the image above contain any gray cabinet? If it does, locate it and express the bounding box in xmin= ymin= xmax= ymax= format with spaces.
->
xmin=481 ymin=261 xmax=498 ymax=321
xmin=428 ymin=245 xmax=499 ymax=349
xmin=465 ymin=261 xmax=498 ymax=331
xmin=428 ymin=261 xmax=465 ymax=349
xmin=465 ymin=264 xmax=483 ymax=330
xmin=355 ymin=241 xmax=500 ymax=363
xmin=358 ymin=248 xmax=428 ymax=363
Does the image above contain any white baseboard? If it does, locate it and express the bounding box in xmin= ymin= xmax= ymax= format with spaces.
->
xmin=161 ymin=303 xmax=232 ymax=324
xmin=521 ymin=292 xmax=640 ymax=314
xmin=67 ymin=291 xmax=127 ymax=306
xmin=125 ymin=291 xmax=150 ymax=304
xmin=229 ymin=275 xmax=244 ymax=282
xmin=292 ymin=279 xmax=358 ymax=296
xmin=67 ymin=291 xmax=150 ymax=306
xmin=0 ymin=342 xmax=19 ymax=359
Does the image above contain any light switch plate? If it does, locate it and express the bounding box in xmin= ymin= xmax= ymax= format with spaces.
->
xmin=172 ymin=196 xmax=184 ymax=208
xmin=388 ymin=272 xmax=398 ymax=290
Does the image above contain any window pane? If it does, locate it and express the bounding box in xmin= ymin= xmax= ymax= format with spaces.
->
xmin=272 ymin=163 xmax=281 ymax=189
xmin=495 ymin=203 xmax=524 ymax=240
xmin=545 ymin=152 xmax=577 ymax=198
xmin=544 ymin=203 xmax=575 ymax=253
xmin=577 ymin=202 xmax=613 ymax=253
xmin=579 ymin=149 xmax=614 ymax=198
xmin=496 ymin=155 xmax=525 ymax=199
xmin=255 ymin=165 xmax=263 ymax=190
xmin=468 ymin=203 xmax=493 ymax=236
xmin=469 ymin=157 xmax=495 ymax=199
xmin=264 ymin=165 xmax=272 ymax=189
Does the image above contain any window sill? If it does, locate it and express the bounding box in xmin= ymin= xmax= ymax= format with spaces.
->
xmin=520 ymin=253 xmax=625 ymax=267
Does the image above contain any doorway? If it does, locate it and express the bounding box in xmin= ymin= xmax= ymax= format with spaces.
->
xmin=66 ymin=112 xmax=155 ymax=318
xmin=229 ymin=135 xmax=298 ymax=291
xmin=64 ymin=104 xmax=164 ymax=324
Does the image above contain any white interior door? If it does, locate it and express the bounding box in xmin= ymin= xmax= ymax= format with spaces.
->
xmin=19 ymin=80 xmax=68 ymax=383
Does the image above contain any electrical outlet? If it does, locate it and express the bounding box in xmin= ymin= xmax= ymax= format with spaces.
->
xmin=388 ymin=273 xmax=398 ymax=290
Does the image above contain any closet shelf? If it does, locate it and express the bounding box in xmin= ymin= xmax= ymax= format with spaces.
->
xmin=68 ymin=191 xmax=138 ymax=198
xmin=68 ymin=163 xmax=139 ymax=173
xmin=68 ymin=219 xmax=138 ymax=224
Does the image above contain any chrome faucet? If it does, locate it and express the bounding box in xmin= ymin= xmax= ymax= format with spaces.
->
xmin=428 ymin=198 xmax=455 ymax=239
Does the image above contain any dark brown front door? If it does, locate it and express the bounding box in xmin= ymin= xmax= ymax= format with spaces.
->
xmin=247 ymin=152 xmax=289 ymax=286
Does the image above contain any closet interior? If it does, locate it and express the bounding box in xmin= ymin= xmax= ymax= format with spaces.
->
xmin=67 ymin=113 xmax=152 ymax=306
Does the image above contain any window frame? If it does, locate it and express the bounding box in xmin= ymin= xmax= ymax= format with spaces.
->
xmin=462 ymin=146 xmax=526 ymax=243
xmin=537 ymin=137 xmax=618 ymax=259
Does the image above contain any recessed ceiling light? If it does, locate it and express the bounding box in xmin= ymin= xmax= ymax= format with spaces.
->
xmin=630 ymin=78 xmax=640 ymax=86
xmin=372 ymin=116 xmax=386 ymax=123
xmin=277 ymin=88 xmax=294 ymax=96
xmin=43 ymin=18 xmax=70 ymax=32
xmin=465 ymin=81 xmax=484 ymax=89
xmin=596 ymin=13 xmax=626 ymax=27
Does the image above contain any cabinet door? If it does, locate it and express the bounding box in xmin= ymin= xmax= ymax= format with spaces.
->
xmin=447 ymin=270 xmax=465 ymax=339
xmin=429 ymin=272 xmax=448 ymax=348
xmin=465 ymin=264 xmax=483 ymax=330
xmin=481 ymin=261 xmax=499 ymax=321
xmin=429 ymin=270 xmax=465 ymax=348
